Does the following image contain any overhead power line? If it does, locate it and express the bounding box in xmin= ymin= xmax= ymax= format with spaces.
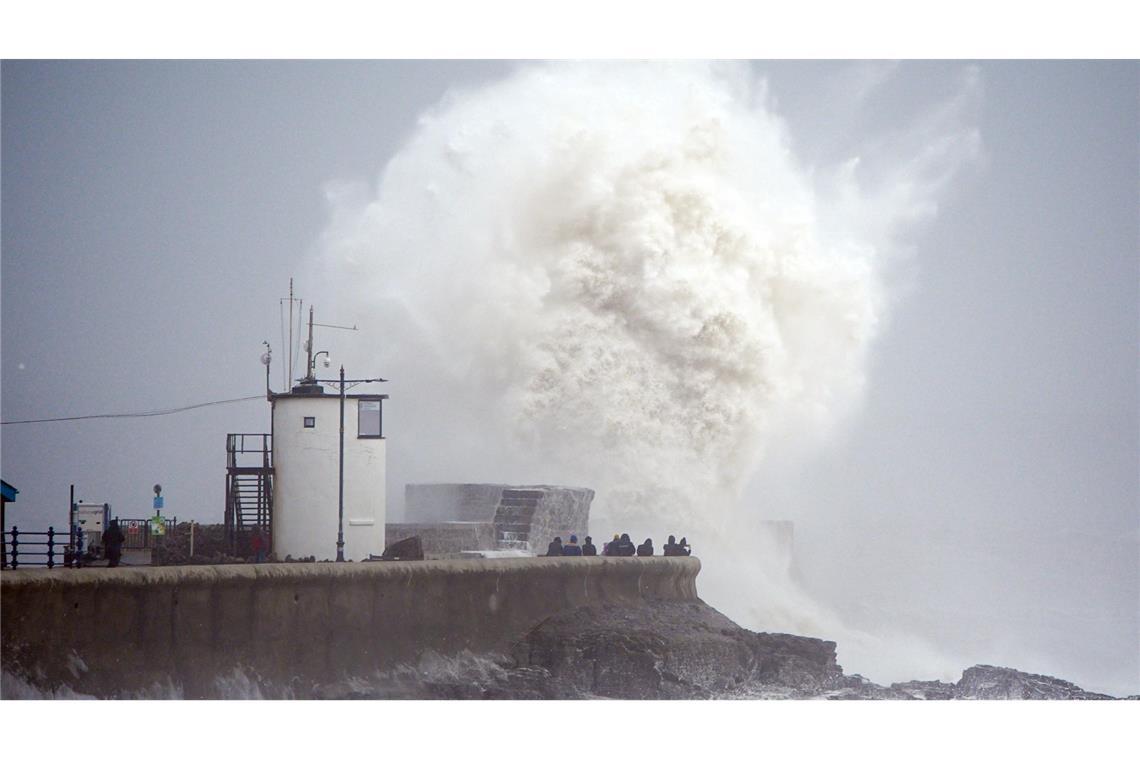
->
xmin=1 ymin=394 xmax=265 ymax=426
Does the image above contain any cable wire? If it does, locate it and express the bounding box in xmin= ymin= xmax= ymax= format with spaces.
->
xmin=1 ymin=394 xmax=265 ymax=425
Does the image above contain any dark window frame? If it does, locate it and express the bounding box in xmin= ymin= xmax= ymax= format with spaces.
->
xmin=303 ymin=416 xmax=316 ymax=429
xmin=357 ymin=397 xmax=384 ymax=439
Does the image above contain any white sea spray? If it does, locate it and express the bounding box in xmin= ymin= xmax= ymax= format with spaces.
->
xmin=312 ymin=61 xmax=980 ymax=683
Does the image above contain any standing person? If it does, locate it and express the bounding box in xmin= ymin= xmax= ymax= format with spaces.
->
xmin=250 ymin=527 xmax=267 ymax=563
xmin=562 ymin=535 xmax=583 ymax=556
xmin=636 ymin=537 xmax=654 ymax=556
xmin=545 ymin=536 xmax=563 ymax=556
xmin=102 ymin=519 xmax=125 ymax=568
xmin=581 ymin=536 xmax=597 ymax=556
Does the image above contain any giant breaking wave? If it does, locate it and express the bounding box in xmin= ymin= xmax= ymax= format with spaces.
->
xmin=312 ymin=61 xmax=979 ymax=682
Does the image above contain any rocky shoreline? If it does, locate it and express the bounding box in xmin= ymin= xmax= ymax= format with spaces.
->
xmin=321 ymin=600 xmax=1122 ymax=700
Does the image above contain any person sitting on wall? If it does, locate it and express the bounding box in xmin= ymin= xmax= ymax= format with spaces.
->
xmin=663 ymin=535 xmax=681 ymax=556
xmin=562 ymin=534 xmax=583 ymax=556
xmin=678 ymin=537 xmax=691 ymax=556
xmin=102 ymin=519 xmax=125 ymax=568
xmin=618 ymin=533 xmax=638 ymax=556
xmin=636 ymin=537 xmax=654 ymax=557
xmin=545 ymin=536 xmax=563 ymax=556
xmin=603 ymin=533 xmax=620 ymax=556
xmin=581 ymin=536 xmax=597 ymax=556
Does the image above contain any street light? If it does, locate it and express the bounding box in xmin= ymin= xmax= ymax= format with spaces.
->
xmin=312 ymin=367 xmax=387 ymax=562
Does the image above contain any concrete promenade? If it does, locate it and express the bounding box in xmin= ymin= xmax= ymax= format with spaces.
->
xmin=1 ymin=556 xmax=700 ymax=697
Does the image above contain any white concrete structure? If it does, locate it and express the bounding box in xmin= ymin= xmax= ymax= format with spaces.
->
xmin=271 ymin=390 xmax=387 ymax=561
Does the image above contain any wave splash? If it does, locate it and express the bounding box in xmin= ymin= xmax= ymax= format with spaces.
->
xmin=313 ymin=61 xmax=979 ymax=683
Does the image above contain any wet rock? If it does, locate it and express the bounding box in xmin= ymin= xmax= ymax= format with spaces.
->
xmin=890 ymin=679 xmax=958 ymax=700
xmin=511 ymin=601 xmax=847 ymax=699
xmin=953 ymin=665 xmax=1113 ymax=700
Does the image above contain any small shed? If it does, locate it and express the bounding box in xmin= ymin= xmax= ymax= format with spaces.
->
xmin=2 ymin=479 xmax=18 ymax=568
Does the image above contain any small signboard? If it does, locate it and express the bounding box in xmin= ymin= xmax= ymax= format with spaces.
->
xmin=153 ymin=495 xmax=164 ymax=510
xmin=150 ymin=515 xmax=166 ymax=536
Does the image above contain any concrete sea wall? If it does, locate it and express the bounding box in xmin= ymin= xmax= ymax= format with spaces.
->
xmin=1 ymin=557 xmax=699 ymax=698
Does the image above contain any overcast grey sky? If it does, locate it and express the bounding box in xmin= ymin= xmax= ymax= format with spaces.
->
xmin=2 ymin=61 xmax=1136 ymax=695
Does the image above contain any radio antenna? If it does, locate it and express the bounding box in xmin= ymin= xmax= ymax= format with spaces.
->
xmin=279 ymin=278 xmax=302 ymax=390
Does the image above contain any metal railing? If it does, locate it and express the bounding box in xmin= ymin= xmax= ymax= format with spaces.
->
xmin=116 ymin=517 xmax=178 ymax=549
xmin=226 ymin=433 xmax=272 ymax=470
xmin=3 ymin=526 xmax=75 ymax=569
xmin=2 ymin=519 xmax=176 ymax=569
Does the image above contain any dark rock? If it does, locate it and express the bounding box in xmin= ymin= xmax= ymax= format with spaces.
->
xmin=510 ymin=601 xmax=848 ymax=699
xmin=891 ymin=679 xmax=958 ymax=700
xmin=953 ymin=665 xmax=1114 ymax=700
xmin=378 ymin=535 xmax=424 ymax=561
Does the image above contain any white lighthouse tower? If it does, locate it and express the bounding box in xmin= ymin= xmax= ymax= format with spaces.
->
xmin=227 ymin=299 xmax=387 ymax=562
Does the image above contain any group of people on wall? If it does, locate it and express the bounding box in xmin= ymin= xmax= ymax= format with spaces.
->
xmin=544 ymin=533 xmax=691 ymax=557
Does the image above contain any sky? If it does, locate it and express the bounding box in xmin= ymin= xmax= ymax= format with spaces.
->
xmin=2 ymin=60 xmax=1137 ymax=697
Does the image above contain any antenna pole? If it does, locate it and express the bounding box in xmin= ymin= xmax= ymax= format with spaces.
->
xmin=286 ymin=279 xmax=294 ymax=391
xmin=306 ymin=306 xmax=315 ymax=382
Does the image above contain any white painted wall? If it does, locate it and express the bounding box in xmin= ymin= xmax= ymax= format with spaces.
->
xmin=271 ymin=394 xmax=386 ymax=561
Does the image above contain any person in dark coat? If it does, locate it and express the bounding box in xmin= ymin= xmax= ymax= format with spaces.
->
xmin=545 ymin=536 xmax=563 ymax=556
xmin=636 ymin=537 xmax=654 ymax=557
xmin=678 ymin=537 xmax=691 ymax=556
xmin=102 ymin=519 xmax=126 ymax=568
xmin=663 ymin=535 xmax=681 ymax=556
xmin=603 ymin=533 xmax=620 ymax=556
xmin=581 ymin=536 xmax=597 ymax=556
xmin=562 ymin=534 xmax=583 ymax=556
xmin=618 ymin=533 xmax=637 ymax=556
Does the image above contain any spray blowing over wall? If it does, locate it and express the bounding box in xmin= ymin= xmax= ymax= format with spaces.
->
xmin=312 ymin=61 xmax=980 ymax=682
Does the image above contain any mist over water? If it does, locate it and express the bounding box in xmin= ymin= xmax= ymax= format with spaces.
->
xmin=313 ymin=62 xmax=981 ymax=685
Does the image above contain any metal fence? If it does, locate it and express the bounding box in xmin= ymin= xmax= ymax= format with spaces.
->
xmin=3 ymin=526 xmax=72 ymax=569
xmin=2 ymin=518 xmax=176 ymax=569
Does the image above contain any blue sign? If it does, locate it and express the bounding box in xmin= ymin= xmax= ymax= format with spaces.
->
xmin=153 ymin=495 xmax=164 ymax=510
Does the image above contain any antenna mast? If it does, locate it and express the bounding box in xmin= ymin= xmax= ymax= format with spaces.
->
xmin=305 ymin=305 xmax=315 ymax=382
xmin=280 ymin=279 xmax=302 ymax=390
xmin=288 ymin=279 xmax=294 ymax=390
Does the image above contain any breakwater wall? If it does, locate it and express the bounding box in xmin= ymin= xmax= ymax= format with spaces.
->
xmin=1 ymin=557 xmax=699 ymax=698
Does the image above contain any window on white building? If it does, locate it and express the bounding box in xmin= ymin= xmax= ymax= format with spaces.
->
xmin=358 ymin=400 xmax=382 ymax=438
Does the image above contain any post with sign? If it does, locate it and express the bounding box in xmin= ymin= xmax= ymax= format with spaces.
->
xmin=151 ymin=484 xmax=165 ymax=555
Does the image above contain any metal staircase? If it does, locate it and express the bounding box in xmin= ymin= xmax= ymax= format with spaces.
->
xmin=224 ymin=433 xmax=273 ymax=556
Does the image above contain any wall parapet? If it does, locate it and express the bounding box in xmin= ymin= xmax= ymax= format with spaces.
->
xmin=1 ymin=557 xmax=700 ymax=698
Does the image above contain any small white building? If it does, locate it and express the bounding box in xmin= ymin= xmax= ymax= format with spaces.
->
xmin=226 ymin=305 xmax=388 ymax=561
xmin=269 ymin=385 xmax=387 ymax=561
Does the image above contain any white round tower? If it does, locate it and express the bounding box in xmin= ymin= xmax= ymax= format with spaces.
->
xmin=271 ymin=385 xmax=387 ymax=562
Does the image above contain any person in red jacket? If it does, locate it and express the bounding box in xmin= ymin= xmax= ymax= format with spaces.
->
xmin=250 ymin=527 xmax=267 ymax=563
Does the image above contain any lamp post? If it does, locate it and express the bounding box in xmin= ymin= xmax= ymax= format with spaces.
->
xmin=310 ymin=368 xmax=386 ymax=563
xmin=337 ymin=364 xmax=346 ymax=562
